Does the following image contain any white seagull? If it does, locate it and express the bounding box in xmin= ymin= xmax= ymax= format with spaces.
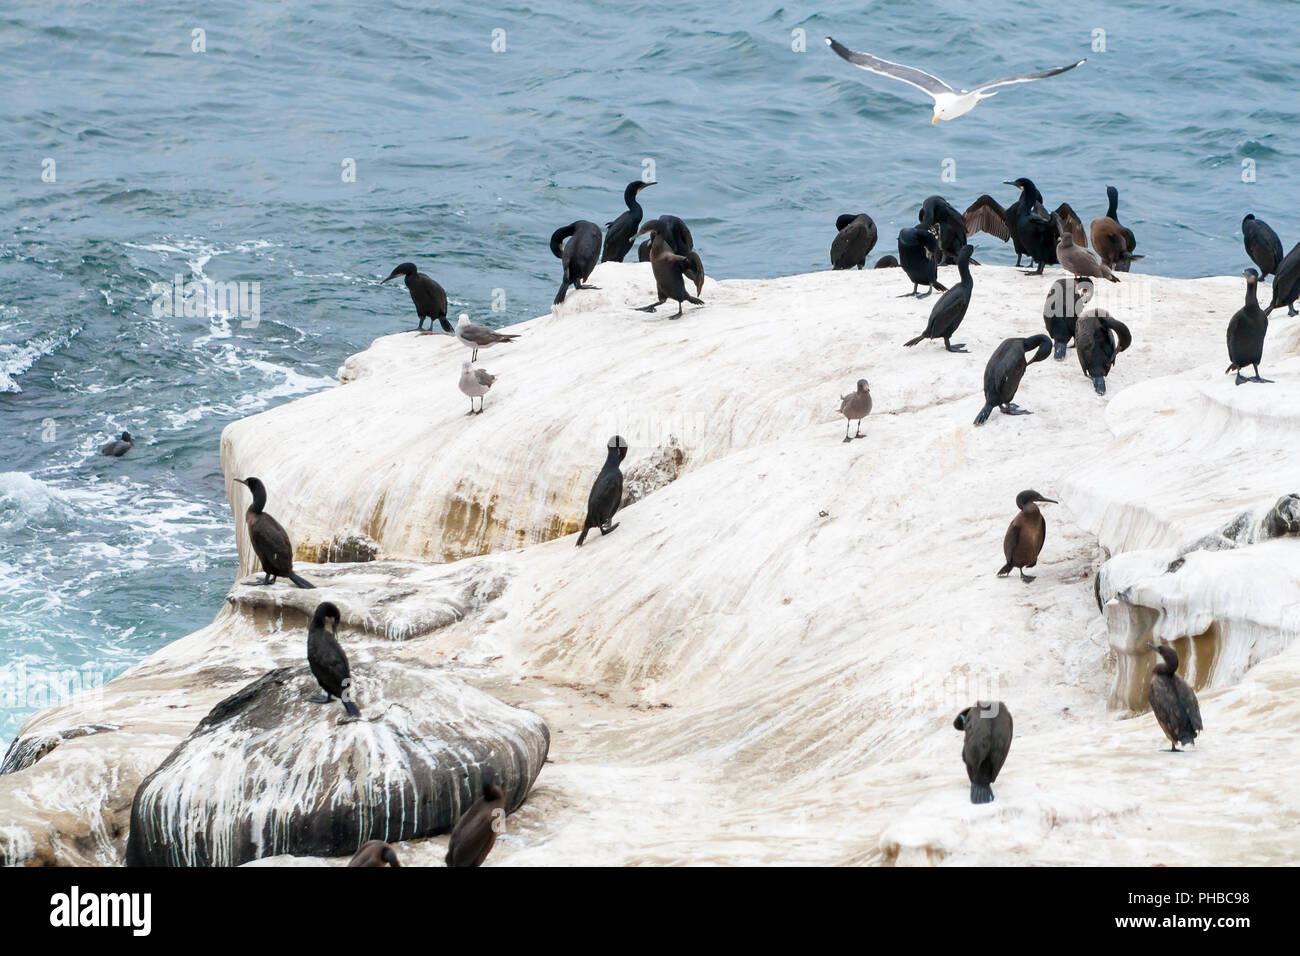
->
xmin=826 ymin=37 xmax=1085 ymax=123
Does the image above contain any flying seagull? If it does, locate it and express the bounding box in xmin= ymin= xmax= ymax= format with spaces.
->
xmin=826 ymin=37 xmax=1085 ymax=123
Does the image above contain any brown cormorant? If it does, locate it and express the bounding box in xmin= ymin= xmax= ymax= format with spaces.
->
xmin=896 ymin=226 xmax=947 ymax=297
xmin=551 ymin=220 xmax=603 ymax=304
xmin=649 ymin=215 xmax=704 ymax=295
xmin=348 ymin=840 xmax=401 ymax=867
xmin=1042 ymin=276 xmax=1094 ymax=359
xmin=446 ymin=769 xmax=506 ymax=867
xmin=1242 ymin=214 xmax=1284 ymax=279
xmin=1147 ymin=642 xmax=1202 ymax=752
xmin=839 ymin=379 xmax=872 ymax=442
xmin=1226 ymin=269 xmax=1272 ymax=385
xmin=577 ymin=435 xmax=627 ymax=546
xmin=233 ymin=477 xmax=314 ymax=588
xmin=831 ymin=213 xmax=877 ymax=270
xmin=1055 ymin=213 xmax=1118 ymax=283
xmin=634 ymin=220 xmax=704 ymax=318
xmin=974 ymin=335 xmax=1052 ymax=425
xmin=306 ymin=601 xmax=359 ymax=718
xmin=904 ymin=243 xmax=974 ymax=351
xmin=100 ymin=431 xmax=133 ymax=457
xmin=458 ymin=362 xmax=495 ymax=414
xmin=601 ymin=180 xmax=655 ymax=263
xmin=954 ymin=701 xmax=1013 ymax=804
xmin=1074 ymin=309 xmax=1131 ymax=394
xmin=1089 ymin=186 xmax=1142 ymax=273
xmin=998 ymin=490 xmax=1056 ymax=582
xmin=454 ymin=314 xmax=519 ymax=362
xmin=1266 ymin=241 xmax=1300 ymax=317
xmin=381 ymin=262 xmax=450 ymax=332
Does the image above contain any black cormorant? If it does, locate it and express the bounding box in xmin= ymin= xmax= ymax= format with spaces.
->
xmin=974 ymin=334 xmax=1052 ymax=425
xmin=1242 ymin=214 xmax=1284 ymax=279
xmin=1226 ymin=269 xmax=1272 ymax=385
xmin=1266 ymin=241 xmax=1300 ymax=317
xmin=896 ymin=226 xmax=947 ymax=297
xmin=831 ymin=213 xmax=877 ymax=270
xmin=634 ymin=220 xmax=704 ymax=317
xmin=1147 ymin=642 xmax=1202 ymax=752
xmin=601 ymin=180 xmax=655 ymax=263
xmin=306 ymin=601 xmax=359 ymax=718
xmin=381 ymin=262 xmax=450 ymax=332
xmin=954 ymin=701 xmax=1013 ymax=804
xmin=904 ymin=243 xmax=974 ymax=351
xmin=1074 ymin=309 xmax=1131 ymax=394
xmin=348 ymin=840 xmax=401 ymax=867
xmin=577 ymin=435 xmax=627 ymax=546
xmin=233 ymin=477 xmax=314 ymax=588
xmin=446 ymin=769 xmax=506 ymax=867
xmin=551 ymin=220 xmax=603 ymax=304
xmin=1042 ymin=276 xmax=1094 ymax=359
xmin=100 ymin=431 xmax=133 ymax=457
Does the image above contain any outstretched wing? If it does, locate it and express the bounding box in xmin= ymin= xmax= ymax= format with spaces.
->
xmin=1054 ymin=203 xmax=1088 ymax=247
xmin=825 ymin=37 xmax=954 ymax=98
xmin=964 ymin=195 xmax=1011 ymax=241
xmin=970 ymin=59 xmax=1086 ymax=95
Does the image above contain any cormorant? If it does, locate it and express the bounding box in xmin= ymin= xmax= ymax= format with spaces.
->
xmin=348 ymin=841 xmax=401 ymax=867
xmin=830 ymin=213 xmax=877 ymax=270
xmin=1074 ymin=309 xmax=1131 ymax=394
xmin=997 ymin=490 xmax=1056 ymax=582
xmin=454 ymin=313 xmax=519 ymax=362
xmin=601 ymin=180 xmax=655 ymax=263
xmin=919 ymin=196 xmax=968 ymax=264
xmin=1226 ymin=269 xmax=1272 ymax=385
xmin=551 ymin=220 xmax=603 ymax=304
xmin=1089 ymin=185 xmax=1142 ymax=273
xmin=839 ymin=379 xmax=872 ymax=442
xmin=306 ymin=601 xmax=359 ymax=718
xmin=1266 ymin=241 xmax=1300 ymax=316
xmin=1055 ymin=213 xmax=1118 ymax=282
xmin=233 ymin=477 xmax=314 ymax=588
xmin=458 ymin=363 xmax=495 ymax=414
xmin=650 ymin=214 xmax=705 ymax=296
xmin=381 ymin=262 xmax=450 ymax=332
xmin=100 ymin=431 xmax=133 ymax=457
xmin=973 ymin=334 xmax=1052 ymax=425
xmin=874 ymin=255 xmax=899 ymax=269
xmin=896 ymin=226 xmax=947 ymax=297
xmin=446 ymin=769 xmax=507 ymax=867
xmin=634 ymin=220 xmax=704 ymax=318
xmin=954 ymin=701 xmax=1013 ymax=804
xmin=1242 ymin=214 xmax=1284 ymax=279
xmin=1042 ymin=276 xmax=1094 ymax=359
xmin=904 ymin=243 xmax=974 ymax=351
xmin=577 ymin=435 xmax=627 ymax=546
xmin=1147 ymin=642 xmax=1203 ymax=752
xmin=964 ymin=179 xmax=1083 ymax=272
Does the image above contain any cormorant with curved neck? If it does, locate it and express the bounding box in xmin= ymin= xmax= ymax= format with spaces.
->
xmin=1242 ymin=214 xmax=1283 ymax=279
xmin=100 ymin=431 xmax=133 ymax=457
xmin=348 ymin=841 xmax=400 ymax=867
xmin=974 ymin=334 xmax=1053 ymax=425
xmin=550 ymin=220 xmax=603 ymax=304
xmin=381 ymin=262 xmax=450 ymax=332
xmin=954 ymin=701 xmax=1013 ymax=804
xmin=1075 ymin=309 xmax=1131 ymax=394
xmin=1226 ymin=269 xmax=1272 ymax=385
xmin=634 ymin=221 xmax=704 ymax=318
xmin=233 ymin=476 xmax=314 ymax=588
xmin=601 ymin=180 xmax=655 ymax=263
xmin=1089 ymin=186 xmax=1142 ymax=273
xmin=446 ymin=768 xmax=507 ymax=867
xmin=306 ymin=601 xmax=359 ymax=717
xmin=642 ymin=215 xmax=704 ymax=295
xmin=1147 ymin=642 xmax=1202 ymax=752
xmin=1267 ymin=241 xmax=1300 ymax=317
xmin=1043 ymin=276 xmax=1093 ymax=359
xmin=904 ymin=243 xmax=974 ymax=351
xmin=839 ymin=379 xmax=872 ymax=442
xmin=919 ymin=195 xmax=968 ymax=265
xmin=830 ymin=213 xmax=877 ymax=269
xmin=998 ymin=490 xmax=1056 ymax=582
xmin=896 ymin=226 xmax=947 ymax=298
xmin=577 ymin=435 xmax=627 ymax=546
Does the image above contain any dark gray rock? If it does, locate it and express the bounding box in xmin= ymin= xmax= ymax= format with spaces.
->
xmin=1263 ymin=493 xmax=1300 ymax=539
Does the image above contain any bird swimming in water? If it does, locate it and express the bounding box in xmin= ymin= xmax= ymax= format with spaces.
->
xmin=601 ymin=180 xmax=655 ymax=263
xmin=1074 ymin=309 xmax=1131 ymax=394
xmin=458 ymin=362 xmax=495 ymax=414
xmin=1242 ymin=214 xmax=1284 ymax=279
xmin=904 ymin=243 xmax=974 ymax=352
xmin=1226 ymin=269 xmax=1272 ymax=386
xmin=839 ymin=379 xmax=872 ymax=442
xmin=1055 ymin=213 xmax=1119 ymax=283
xmin=1089 ymin=186 xmax=1142 ymax=273
xmin=381 ymin=262 xmax=450 ymax=333
xmin=1042 ymin=276 xmax=1094 ymax=360
xmin=1265 ymin=241 xmax=1300 ymax=317
xmin=306 ymin=601 xmax=360 ymax=718
xmin=348 ymin=840 xmax=400 ymax=867
xmin=551 ymin=220 xmax=603 ymax=305
xmin=825 ymin=37 xmax=1085 ymax=123
xmin=233 ymin=477 xmax=314 ymax=588
xmin=998 ymin=490 xmax=1056 ymax=582
xmin=634 ymin=220 xmax=704 ymax=318
xmin=446 ymin=768 xmax=507 ymax=867
xmin=577 ymin=435 xmax=627 ymax=546
xmin=874 ymin=255 xmax=899 ymax=269
xmin=896 ymin=226 xmax=947 ymax=298
xmin=974 ymin=335 xmax=1053 ymax=425
xmin=100 ymin=431 xmax=133 ymax=457
xmin=454 ymin=313 xmax=519 ymax=362
xmin=1147 ymin=642 xmax=1203 ymax=752
xmin=954 ymin=701 xmax=1013 ymax=804
xmin=919 ymin=196 xmax=968 ymax=265
xmin=830 ymin=213 xmax=878 ymax=270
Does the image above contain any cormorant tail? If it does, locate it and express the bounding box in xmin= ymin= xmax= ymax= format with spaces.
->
xmin=382 ymin=847 xmax=400 ymax=866
xmin=437 ymin=316 xmax=454 ymax=333
xmin=970 ymin=782 xmax=994 ymax=804
xmin=554 ymin=276 xmax=571 ymax=305
xmin=934 ymin=281 xmax=948 ymax=292
xmin=974 ymin=403 xmax=994 ymax=426
xmin=288 ymin=572 xmax=315 ymax=589
xmin=903 ymin=334 xmax=925 ymax=347
xmin=996 ymin=562 xmax=1013 ymax=577
xmin=576 ymin=526 xmax=590 ymax=547
xmin=343 ymin=700 xmax=361 ymax=718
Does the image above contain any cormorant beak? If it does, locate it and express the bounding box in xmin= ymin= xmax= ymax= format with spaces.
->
xmin=1002 ymin=181 xmax=1019 ymax=188
xmin=1038 ymin=496 xmax=1058 ymax=504
xmin=1145 ymin=642 xmax=1159 ymax=651
xmin=380 ymin=274 xmax=397 ymax=284
xmin=642 ymin=181 xmax=657 ymax=188
xmin=234 ymin=478 xmax=248 ymax=487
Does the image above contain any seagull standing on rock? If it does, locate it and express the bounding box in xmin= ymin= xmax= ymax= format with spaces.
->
xmin=458 ymin=362 xmax=495 ymax=414
xmin=454 ymin=313 xmax=519 ymax=362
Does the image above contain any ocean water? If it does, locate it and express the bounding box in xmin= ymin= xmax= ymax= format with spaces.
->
xmin=1 ymin=0 xmax=1297 ymax=748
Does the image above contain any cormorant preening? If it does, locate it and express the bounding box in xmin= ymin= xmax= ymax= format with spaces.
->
xmin=1055 ymin=213 xmax=1118 ymax=283
xmin=919 ymin=195 xmax=968 ymax=264
xmin=974 ymin=334 xmax=1053 ymax=425
xmin=964 ymin=179 xmax=1083 ymax=273
xmin=348 ymin=840 xmax=400 ymax=867
xmin=577 ymin=435 xmax=627 ymax=546
xmin=446 ymin=768 xmax=506 ymax=867
xmin=998 ymin=490 xmax=1056 ymax=582
xmin=1042 ymin=276 xmax=1094 ymax=359
xmin=306 ymin=601 xmax=359 ymax=718
xmin=904 ymin=243 xmax=974 ymax=351
xmin=454 ymin=313 xmax=519 ymax=362
xmin=831 ymin=213 xmax=877 ymax=270
xmin=1266 ymin=241 xmax=1300 ymax=317
xmin=233 ymin=477 xmax=314 ymax=588
xmin=1089 ymin=186 xmax=1142 ymax=273
xmin=458 ymin=362 xmax=495 ymax=414
xmin=1074 ymin=309 xmax=1131 ymax=394
xmin=874 ymin=255 xmax=899 ymax=269
xmin=1147 ymin=642 xmax=1202 ymax=752
xmin=896 ymin=226 xmax=947 ymax=298
xmin=954 ymin=701 xmax=1013 ymax=804
xmin=551 ymin=220 xmax=603 ymax=304
xmin=100 ymin=431 xmax=133 ymax=457
xmin=839 ymin=379 xmax=872 ymax=442
xmin=1242 ymin=214 xmax=1284 ymax=279
xmin=1226 ymin=269 xmax=1272 ymax=385
xmin=634 ymin=220 xmax=704 ymax=318
xmin=601 ymin=180 xmax=655 ymax=263
xmin=381 ymin=262 xmax=450 ymax=332
xmin=653 ymin=215 xmax=705 ymax=295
